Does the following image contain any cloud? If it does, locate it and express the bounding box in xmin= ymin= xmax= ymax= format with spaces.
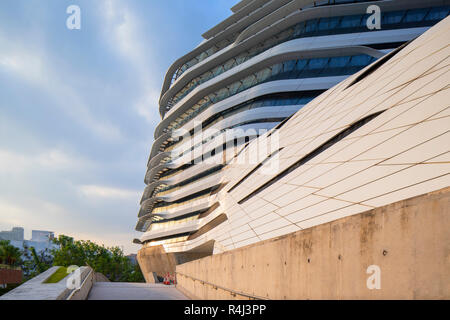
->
xmin=102 ymin=0 xmax=147 ymax=65
xmin=135 ymin=89 xmax=161 ymax=124
xmin=0 ymin=51 xmax=44 ymax=82
xmin=78 ymin=184 xmax=140 ymax=200
xmin=99 ymin=0 xmax=160 ymax=125
xmin=0 ymin=148 xmax=87 ymax=173
xmin=0 ymin=30 xmax=124 ymax=142
xmin=0 ymin=197 xmax=72 ymax=231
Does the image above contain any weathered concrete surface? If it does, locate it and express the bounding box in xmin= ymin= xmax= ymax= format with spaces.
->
xmin=137 ymin=245 xmax=177 ymax=283
xmin=137 ymin=244 xmax=212 ymax=283
xmin=176 ymin=187 xmax=450 ymax=299
xmin=67 ymin=267 xmax=94 ymax=300
xmin=0 ymin=266 xmax=93 ymax=300
xmin=0 ymin=267 xmax=68 ymax=300
xmin=94 ymin=272 xmax=110 ymax=282
xmin=87 ymin=282 xmax=188 ymax=300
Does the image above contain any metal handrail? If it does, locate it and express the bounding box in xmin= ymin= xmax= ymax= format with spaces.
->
xmin=175 ymin=271 xmax=268 ymax=300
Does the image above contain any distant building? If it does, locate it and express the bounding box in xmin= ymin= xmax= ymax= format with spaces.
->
xmin=31 ymin=230 xmax=54 ymax=242
xmin=0 ymin=227 xmax=58 ymax=259
xmin=0 ymin=227 xmax=24 ymax=242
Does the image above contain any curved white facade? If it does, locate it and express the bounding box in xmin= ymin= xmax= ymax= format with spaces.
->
xmin=136 ymin=0 xmax=450 ymax=260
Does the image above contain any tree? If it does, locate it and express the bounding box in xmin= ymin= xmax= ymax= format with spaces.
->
xmin=51 ymin=235 xmax=144 ymax=282
xmin=21 ymin=244 xmax=53 ymax=279
xmin=0 ymin=240 xmax=22 ymax=267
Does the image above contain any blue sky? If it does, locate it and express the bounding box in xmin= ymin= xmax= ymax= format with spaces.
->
xmin=0 ymin=0 xmax=236 ymax=253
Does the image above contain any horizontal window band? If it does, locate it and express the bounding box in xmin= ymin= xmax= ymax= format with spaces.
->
xmin=163 ymin=5 xmax=448 ymax=112
xmin=346 ymin=41 xmax=411 ymax=89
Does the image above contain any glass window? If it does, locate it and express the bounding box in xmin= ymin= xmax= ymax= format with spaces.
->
xmin=298 ymin=97 xmax=314 ymax=105
xmin=198 ymin=52 xmax=208 ymax=61
xmin=235 ymin=53 xmax=247 ymax=65
xmin=383 ymin=11 xmax=404 ymax=24
xmin=271 ymin=63 xmax=283 ymax=76
xmin=223 ymin=59 xmax=235 ymax=70
xmin=349 ymin=55 xmax=371 ymax=66
xmin=241 ymin=75 xmax=257 ymax=90
xmin=256 ymin=68 xmax=271 ymax=83
xmin=283 ymin=60 xmax=297 ymax=72
xmin=318 ymin=17 xmax=330 ymax=31
xmin=252 ymin=100 xmax=264 ymax=108
xmin=293 ymin=23 xmax=304 ymax=37
xmin=308 ymin=58 xmax=329 ymax=69
xmin=425 ymin=7 xmax=449 ymax=21
xmin=340 ymin=15 xmax=362 ymax=28
xmin=305 ymin=19 xmax=318 ymax=33
xmin=329 ymin=16 xmax=341 ymax=29
xmin=318 ymin=17 xmax=340 ymax=31
xmin=213 ymin=66 xmax=224 ymax=77
xmin=404 ymin=8 xmax=429 ymax=23
xmin=329 ymin=56 xmax=350 ymax=68
xmin=228 ymin=82 xmax=241 ymax=95
xmin=295 ymin=59 xmax=307 ymax=71
xmin=261 ymin=98 xmax=272 ymax=107
xmin=208 ymin=93 xmax=217 ymax=104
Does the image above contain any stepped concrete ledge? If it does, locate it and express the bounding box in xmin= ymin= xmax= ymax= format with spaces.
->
xmin=0 ymin=266 xmax=92 ymax=300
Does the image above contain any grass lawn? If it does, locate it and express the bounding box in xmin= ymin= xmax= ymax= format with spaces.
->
xmin=44 ymin=267 xmax=68 ymax=283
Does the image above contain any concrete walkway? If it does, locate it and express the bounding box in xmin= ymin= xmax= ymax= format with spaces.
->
xmin=87 ymin=282 xmax=188 ymax=300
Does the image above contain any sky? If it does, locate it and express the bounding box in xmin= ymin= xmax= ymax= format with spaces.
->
xmin=0 ymin=0 xmax=237 ymax=254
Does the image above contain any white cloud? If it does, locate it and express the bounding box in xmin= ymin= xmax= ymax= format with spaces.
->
xmin=0 ymin=197 xmax=72 ymax=231
xmin=0 ymin=31 xmax=124 ymax=142
xmin=0 ymin=53 xmax=44 ymax=82
xmin=135 ymin=89 xmax=161 ymax=124
xmin=0 ymin=148 xmax=86 ymax=173
xmin=79 ymin=184 xmax=140 ymax=200
xmin=103 ymin=1 xmax=145 ymax=64
xmin=36 ymin=149 xmax=78 ymax=169
xmin=100 ymin=0 xmax=161 ymax=125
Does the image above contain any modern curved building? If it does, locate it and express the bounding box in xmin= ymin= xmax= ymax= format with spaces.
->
xmin=135 ymin=0 xmax=450 ymax=281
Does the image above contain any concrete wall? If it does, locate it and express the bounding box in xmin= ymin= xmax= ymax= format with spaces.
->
xmin=67 ymin=267 xmax=94 ymax=300
xmin=0 ymin=266 xmax=95 ymax=300
xmin=137 ymin=245 xmax=177 ymax=283
xmin=176 ymin=187 xmax=450 ymax=299
xmin=137 ymin=244 xmax=213 ymax=283
xmin=0 ymin=266 xmax=68 ymax=300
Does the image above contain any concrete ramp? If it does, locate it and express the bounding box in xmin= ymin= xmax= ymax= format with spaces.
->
xmin=87 ymin=282 xmax=188 ymax=300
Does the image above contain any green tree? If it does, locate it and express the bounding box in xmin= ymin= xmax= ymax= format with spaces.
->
xmin=0 ymin=240 xmax=22 ymax=267
xmin=51 ymin=235 xmax=144 ymax=282
xmin=21 ymin=244 xmax=53 ymax=279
